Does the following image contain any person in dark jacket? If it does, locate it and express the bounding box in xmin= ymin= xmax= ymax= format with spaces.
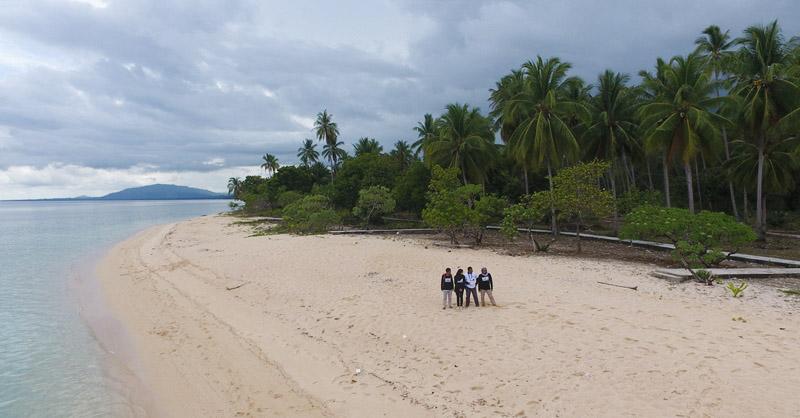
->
xmin=453 ymin=268 xmax=466 ymax=308
xmin=477 ymin=267 xmax=496 ymax=306
xmin=440 ymin=268 xmax=454 ymax=309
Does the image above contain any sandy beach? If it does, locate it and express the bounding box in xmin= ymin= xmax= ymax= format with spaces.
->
xmin=97 ymin=215 xmax=800 ymax=417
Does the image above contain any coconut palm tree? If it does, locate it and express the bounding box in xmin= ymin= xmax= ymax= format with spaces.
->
xmin=227 ymin=177 xmax=242 ymax=199
xmin=322 ymin=140 xmax=347 ymax=172
xmin=730 ymin=20 xmax=800 ymax=239
xmin=314 ymin=109 xmax=342 ymax=173
xmin=724 ymin=138 xmax=799 ymax=215
xmin=490 ymin=69 xmax=532 ymax=192
xmin=638 ymin=58 xmax=675 ymax=207
xmin=353 ymin=137 xmax=383 ymax=156
xmin=260 ymin=153 xmax=280 ymax=177
xmin=696 ymin=24 xmax=740 ymax=218
xmin=502 ymin=56 xmax=590 ymax=233
xmin=297 ymin=139 xmax=319 ymax=167
xmin=639 ymin=53 xmax=729 ymax=213
xmin=583 ymin=70 xmax=639 ymax=226
xmin=412 ymin=114 xmax=437 ymax=157
xmin=390 ymin=140 xmax=414 ymax=171
xmin=424 ymin=103 xmax=496 ymax=185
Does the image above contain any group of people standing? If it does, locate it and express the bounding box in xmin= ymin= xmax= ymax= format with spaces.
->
xmin=440 ymin=266 xmax=496 ymax=309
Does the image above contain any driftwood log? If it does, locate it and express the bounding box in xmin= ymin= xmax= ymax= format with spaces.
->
xmin=597 ymin=281 xmax=638 ymax=291
xmin=225 ymin=282 xmax=248 ymax=291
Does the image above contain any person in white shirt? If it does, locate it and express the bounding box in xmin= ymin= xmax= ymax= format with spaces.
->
xmin=464 ymin=266 xmax=479 ymax=307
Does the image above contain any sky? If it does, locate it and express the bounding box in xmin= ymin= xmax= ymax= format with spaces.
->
xmin=1 ymin=0 xmax=799 ymax=199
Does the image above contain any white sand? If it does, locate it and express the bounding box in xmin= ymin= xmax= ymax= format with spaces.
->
xmin=97 ymin=215 xmax=800 ymax=417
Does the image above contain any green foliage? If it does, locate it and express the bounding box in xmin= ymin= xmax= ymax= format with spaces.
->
xmin=422 ymin=166 xmax=476 ymax=244
xmin=353 ymin=186 xmax=396 ymax=226
xmin=276 ymin=190 xmax=303 ymax=208
xmin=393 ymin=162 xmax=431 ymax=215
xmin=693 ymin=269 xmax=715 ymax=285
xmin=617 ymin=188 xmax=663 ymax=215
xmin=331 ymin=153 xmax=399 ymax=209
xmin=500 ymin=191 xmax=552 ymax=250
xmin=469 ymin=194 xmax=507 ymax=244
xmin=551 ymin=161 xmax=614 ymax=246
xmin=282 ymin=195 xmax=340 ymax=234
xmin=726 ymin=281 xmax=748 ymax=298
xmin=620 ymin=205 xmax=757 ymax=274
xmin=780 ymin=289 xmax=800 ymax=296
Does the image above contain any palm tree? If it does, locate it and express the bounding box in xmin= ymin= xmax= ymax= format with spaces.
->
xmin=390 ymin=140 xmax=414 ymax=171
xmin=297 ymin=139 xmax=319 ymax=167
xmin=730 ymin=20 xmax=800 ymax=239
xmin=227 ymin=177 xmax=242 ymax=199
xmin=490 ymin=69 xmax=531 ymax=192
xmin=583 ymin=70 xmax=639 ymax=226
xmin=502 ymin=56 xmax=590 ymax=233
xmin=412 ymin=114 xmax=437 ymax=157
xmin=424 ymin=103 xmax=496 ymax=185
xmin=260 ymin=153 xmax=280 ymax=177
xmin=696 ymin=24 xmax=739 ymax=218
xmin=353 ymin=137 xmax=383 ymax=156
xmin=322 ymin=140 xmax=347 ymax=172
xmin=638 ymin=58 xmax=674 ymax=207
xmin=639 ymin=53 xmax=728 ymax=213
xmin=314 ymin=110 xmax=341 ymax=173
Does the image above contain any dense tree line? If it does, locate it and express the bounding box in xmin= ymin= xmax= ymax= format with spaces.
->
xmin=230 ymin=21 xmax=800 ymax=240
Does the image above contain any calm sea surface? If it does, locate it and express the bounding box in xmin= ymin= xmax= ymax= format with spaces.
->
xmin=0 ymin=200 xmax=230 ymax=417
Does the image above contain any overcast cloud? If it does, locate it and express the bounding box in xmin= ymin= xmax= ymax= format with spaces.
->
xmin=1 ymin=0 xmax=799 ymax=199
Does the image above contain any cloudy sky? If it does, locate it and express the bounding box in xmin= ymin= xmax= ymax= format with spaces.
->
xmin=1 ymin=0 xmax=799 ymax=199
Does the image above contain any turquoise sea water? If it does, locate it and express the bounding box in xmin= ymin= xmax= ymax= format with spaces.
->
xmin=0 ymin=200 xmax=230 ymax=417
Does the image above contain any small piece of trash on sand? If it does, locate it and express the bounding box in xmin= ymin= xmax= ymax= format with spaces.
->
xmin=355 ymin=368 xmax=362 ymax=375
xmin=402 ymin=334 xmax=407 ymax=339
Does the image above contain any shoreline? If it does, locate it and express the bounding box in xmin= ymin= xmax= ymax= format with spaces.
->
xmin=73 ymin=233 xmax=161 ymax=417
xmin=95 ymin=214 xmax=800 ymax=417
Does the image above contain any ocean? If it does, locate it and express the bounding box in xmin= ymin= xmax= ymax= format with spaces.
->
xmin=0 ymin=200 xmax=231 ymax=417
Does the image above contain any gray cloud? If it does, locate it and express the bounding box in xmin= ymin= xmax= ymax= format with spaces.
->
xmin=1 ymin=0 xmax=799 ymax=198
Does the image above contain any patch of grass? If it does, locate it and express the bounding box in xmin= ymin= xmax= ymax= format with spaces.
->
xmin=779 ymin=288 xmax=800 ymax=296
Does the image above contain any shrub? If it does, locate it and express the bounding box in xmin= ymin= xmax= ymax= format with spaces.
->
xmin=276 ymin=190 xmax=304 ymax=208
xmin=693 ymin=269 xmax=714 ymax=285
xmin=552 ymin=161 xmax=615 ymax=252
xmin=618 ymin=188 xmax=663 ymax=215
xmin=469 ymin=194 xmax=507 ymax=244
xmin=620 ymin=205 xmax=756 ymax=282
xmin=353 ymin=186 xmax=396 ymax=226
xmin=501 ymin=191 xmax=552 ymax=251
xmin=282 ymin=195 xmax=340 ymax=234
xmin=726 ymin=281 xmax=748 ymax=298
xmin=422 ymin=166 xmax=475 ymax=244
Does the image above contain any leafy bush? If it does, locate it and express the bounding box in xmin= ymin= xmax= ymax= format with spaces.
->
xmin=693 ymin=269 xmax=714 ymax=285
xmin=501 ymin=192 xmax=552 ymax=251
xmin=353 ymin=186 xmax=396 ymax=226
xmin=422 ymin=166 xmax=477 ymax=244
xmin=552 ymin=161 xmax=615 ymax=252
xmin=277 ymin=190 xmax=304 ymax=208
xmin=282 ymin=195 xmax=340 ymax=233
xmin=393 ymin=162 xmax=431 ymax=215
xmin=620 ymin=205 xmax=757 ymax=281
xmin=726 ymin=281 xmax=748 ymax=298
xmin=469 ymin=194 xmax=507 ymax=244
xmin=617 ymin=188 xmax=663 ymax=215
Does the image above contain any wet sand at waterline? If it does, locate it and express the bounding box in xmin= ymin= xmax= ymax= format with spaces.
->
xmin=97 ymin=215 xmax=800 ymax=417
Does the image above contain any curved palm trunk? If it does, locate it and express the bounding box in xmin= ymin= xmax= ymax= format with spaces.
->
xmin=662 ymin=154 xmax=671 ymax=207
xmin=694 ymin=158 xmax=703 ymax=211
xmin=547 ymin=161 xmax=558 ymax=236
xmin=755 ymin=137 xmax=766 ymax=240
xmin=645 ymin=157 xmax=654 ymax=191
xmin=460 ymin=159 xmax=468 ymax=185
xmin=684 ymin=162 xmax=695 ymax=214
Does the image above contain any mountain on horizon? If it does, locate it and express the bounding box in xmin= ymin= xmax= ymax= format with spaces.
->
xmin=98 ymin=184 xmax=228 ymax=200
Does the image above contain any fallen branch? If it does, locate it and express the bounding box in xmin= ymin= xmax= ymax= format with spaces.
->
xmin=226 ymin=282 xmax=248 ymax=291
xmin=597 ymin=281 xmax=638 ymax=291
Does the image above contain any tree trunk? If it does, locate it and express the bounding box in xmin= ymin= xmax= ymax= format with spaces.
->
xmin=575 ymin=218 xmax=582 ymax=253
xmin=721 ymin=128 xmax=739 ymax=219
xmin=662 ymin=154 xmax=671 ymax=207
xmin=694 ymin=158 xmax=703 ymax=211
xmin=547 ymin=161 xmax=558 ymax=236
xmin=743 ymin=189 xmax=749 ymax=221
xmin=755 ymin=136 xmax=766 ymax=240
xmin=620 ymin=151 xmax=631 ymax=193
xmin=460 ymin=160 xmax=468 ymax=185
xmin=608 ymin=164 xmax=619 ymax=234
xmin=684 ymin=162 xmax=695 ymax=214
xmin=523 ymin=168 xmax=529 ymax=195
xmin=646 ymin=157 xmax=654 ymax=191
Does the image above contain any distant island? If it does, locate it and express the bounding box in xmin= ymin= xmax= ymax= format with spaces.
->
xmin=23 ymin=184 xmax=229 ymax=201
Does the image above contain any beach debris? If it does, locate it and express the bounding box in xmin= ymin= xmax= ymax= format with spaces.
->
xmin=355 ymin=368 xmax=362 ymax=375
xmin=225 ymin=282 xmax=248 ymax=291
xmin=402 ymin=334 xmax=407 ymax=339
xmin=597 ymin=281 xmax=637 ymax=291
